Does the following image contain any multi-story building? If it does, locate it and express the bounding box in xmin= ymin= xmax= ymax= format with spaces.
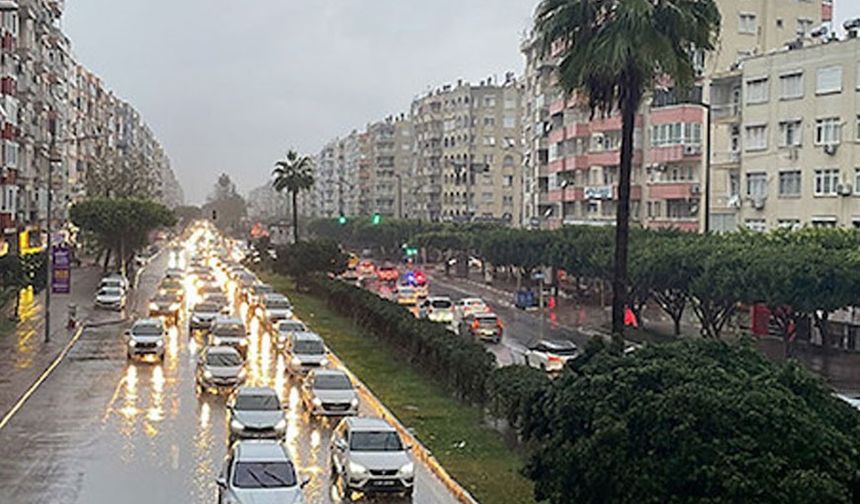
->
xmin=411 ymin=74 xmax=523 ymax=224
xmin=522 ymin=0 xmax=827 ymax=231
xmin=364 ymin=114 xmax=413 ymax=218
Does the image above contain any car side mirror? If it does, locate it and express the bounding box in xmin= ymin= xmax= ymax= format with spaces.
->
xmin=405 ymin=444 xmax=413 ymax=451
xmin=300 ymin=476 xmax=311 ymax=489
xmin=335 ymin=439 xmax=347 ymax=451
xmin=215 ymin=476 xmax=227 ymax=489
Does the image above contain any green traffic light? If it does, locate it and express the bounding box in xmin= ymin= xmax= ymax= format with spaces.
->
xmin=338 ymin=215 xmax=347 ymax=225
xmin=371 ymin=213 xmax=382 ymax=225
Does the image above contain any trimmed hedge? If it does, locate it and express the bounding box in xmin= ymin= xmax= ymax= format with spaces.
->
xmin=303 ymin=274 xmax=496 ymax=404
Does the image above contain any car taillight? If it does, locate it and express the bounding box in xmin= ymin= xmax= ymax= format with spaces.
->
xmin=496 ymin=320 xmax=503 ymax=328
xmin=471 ymin=320 xmax=480 ymax=330
xmin=548 ymin=355 xmax=561 ymax=363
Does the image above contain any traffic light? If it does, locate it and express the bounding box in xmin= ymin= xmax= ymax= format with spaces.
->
xmin=371 ymin=213 xmax=382 ymax=225
xmin=337 ymin=214 xmax=347 ymax=225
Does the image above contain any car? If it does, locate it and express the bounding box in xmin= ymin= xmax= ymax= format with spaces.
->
xmin=286 ymin=332 xmax=329 ymax=375
xmin=454 ymin=297 xmax=488 ymax=320
xmin=227 ymin=387 xmax=289 ymax=442
xmin=148 ymin=291 xmax=183 ymax=324
xmin=216 ymin=440 xmax=308 ymax=504
xmin=836 ymin=393 xmax=860 ymax=411
xmin=197 ymin=346 xmax=246 ymax=391
xmin=199 ymin=284 xmax=224 ymax=299
xmin=330 ymin=417 xmax=414 ymax=498
xmin=460 ymin=312 xmax=503 ymax=343
xmin=394 ymin=286 xmax=418 ymax=306
xmin=95 ymin=285 xmax=127 ymax=311
xmin=125 ymin=318 xmax=165 ymax=361
xmin=158 ymin=278 xmax=184 ymax=301
xmin=301 ymin=369 xmax=359 ymax=417
xmin=357 ymin=260 xmax=375 ymax=278
xmin=247 ymin=283 xmax=274 ymax=307
xmin=165 ymin=267 xmax=184 ymax=279
xmin=524 ymin=340 xmax=580 ymax=373
xmin=274 ymin=319 xmax=308 ymax=350
xmin=418 ymin=296 xmax=454 ymax=323
xmin=189 ymin=301 xmax=222 ymax=331
xmin=209 ymin=317 xmax=250 ymax=358
xmin=100 ymin=273 xmax=129 ymax=292
xmin=260 ymin=293 xmax=293 ymax=325
xmin=204 ymin=293 xmax=232 ymax=315
xmin=376 ymin=265 xmax=399 ymax=283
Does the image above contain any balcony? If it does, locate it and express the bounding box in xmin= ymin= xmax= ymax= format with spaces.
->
xmin=648 ymin=218 xmax=699 ymax=232
xmin=548 ymin=127 xmax=565 ymax=144
xmin=648 ymin=182 xmax=700 ymax=200
xmin=566 ymin=122 xmax=590 ymax=138
xmin=648 ymin=144 xmax=701 ymax=164
xmin=547 ymin=158 xmax=565 ymax=174
xmin=712 ymin=150 xmax=740 ymax=166
xmin=546 ymin=187 xmax=583 ymax=203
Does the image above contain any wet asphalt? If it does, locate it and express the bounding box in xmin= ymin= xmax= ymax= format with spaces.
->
xmin=0 ymin=251 xmax=459 ymax=504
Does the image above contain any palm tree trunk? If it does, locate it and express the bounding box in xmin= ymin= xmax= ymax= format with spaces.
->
xmin=612 ymin=88 xmax=639 ymax=336
xmin=291 ymin=190 xmax=299 ymax=244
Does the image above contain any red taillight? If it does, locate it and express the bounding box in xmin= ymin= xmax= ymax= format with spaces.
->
xmin=548 ymin=355 xmax=561 ymax=363
xmin=471 ymin=320 xmax=480 ymax=330
xmin=496 ymin=320 xmax=503 ymax=328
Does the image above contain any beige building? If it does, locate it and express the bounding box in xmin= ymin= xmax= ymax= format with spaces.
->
xmin=411 ymin=75 xmax=523 ymax=224
xmin=365 ymin=115 xmax=412 ymax=218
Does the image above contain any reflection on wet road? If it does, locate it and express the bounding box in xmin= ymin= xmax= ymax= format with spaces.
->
xmin=0 ymin=251 xmax=458 ymax=504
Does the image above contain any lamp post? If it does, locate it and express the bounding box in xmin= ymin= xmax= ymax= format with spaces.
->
xmin=701 ymin=100 xmax=712 ymax=234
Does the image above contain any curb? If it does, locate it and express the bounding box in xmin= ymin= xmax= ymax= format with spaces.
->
xmin=327 ymin=353 xmax=480 ymax=504
xmin=85 ymin=317 xmax=128 ymax=328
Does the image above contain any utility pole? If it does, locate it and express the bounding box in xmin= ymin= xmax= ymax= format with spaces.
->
xmin=45 ymin=135 xmax=59 ymax=343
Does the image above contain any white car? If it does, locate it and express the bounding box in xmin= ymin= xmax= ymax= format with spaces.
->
xmin=524 ymin=340 xmax=579 ymax=373
xmin=418 ymin=296 xmax=455 ymax=324
xmin=217 ymin=440 xmax=307 ymax=504
xmin=260 ymin=293 xmax=293 ymax=325
xmin=274 ymin=319 xmax=307 ymax=350
xmin=454 ymin=297 xmax=488 ymax=320
xmin=189 ymin=301 xmax=222 ymax=331
xmin=285 ymin=331 xmax=329 ymax=374
xmin=125 ymin=318 xmax=165 ymax=361
xmin=836 ymin=393 xmax=860 ymax=411
xmin=301 ymin=369 xmax=359 ymax=417
xmin=95 ymin=286 xmax=127 ymax=311
xmin=99 ymin=273 xmax=129 ymax=292
xmin=330 ymin=417 xmax=414 ymax=498
xmin=228 ymin=387 xmax=288 ymax=442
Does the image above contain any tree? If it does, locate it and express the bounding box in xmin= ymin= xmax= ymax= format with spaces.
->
xmin=272 ymin=239 xmax=346 ymax=283
xmin=272 ymin=150 xmax=314 ymax=244
xmin=173 ymin=205 xmax=202 ymax=224
xmin=686 ymin=238 xmax=747 ymax=339
xmin=523 ymin=339 xmax=860 ymax=503
xmin=534 ymin=0 xmax=720 ymax=335
xmin=85 ymin=149 xmax=160 ymax=199
xmin=204 ymin=174 xmax=247 ymax=233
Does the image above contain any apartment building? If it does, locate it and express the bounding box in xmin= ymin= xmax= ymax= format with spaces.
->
xmin=411 ymin=75 xmax=523 ymax=224
xmin=364 ymin=114 xmax=412 ymax=218
xmin=522 ymin=0 xmax=826 ymax=231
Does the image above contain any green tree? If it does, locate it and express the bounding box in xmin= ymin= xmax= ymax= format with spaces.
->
xmin=272 ymin=239 xmax=346 ymax=283
xmin=686 ymin=238 xmax=746 ymax=339
xmin=534 ymin=0 xmax=720 ymax=335
xmin=523 ymin=339 xmax=860 ymax=503
xmin=272 ymin=150 xmax=315 ymax=244
xmin=203 ymin=174 xmax=247 ymax=233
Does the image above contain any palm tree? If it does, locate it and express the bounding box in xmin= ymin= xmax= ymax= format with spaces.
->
xmin=534 ymin=0 xmax=720 ymax=335
xmin=272 ymin=150 xmax=315 ymax=243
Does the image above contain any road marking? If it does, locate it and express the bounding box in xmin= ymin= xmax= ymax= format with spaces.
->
xmin=0 ymin=323 xmax=86 ymax=431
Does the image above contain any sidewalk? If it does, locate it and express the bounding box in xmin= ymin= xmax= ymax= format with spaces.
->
xmin=0 ymin=264 xmax=117 ymax=419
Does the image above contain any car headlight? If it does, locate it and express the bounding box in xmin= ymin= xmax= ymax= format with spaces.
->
xmin=274 ymin=418 xmax=287 ymax=432
xmin=203 ymin=370 xmax=213 ymax=379
xmin=399 ymin=462 xmax=415 ymax=477
xmin=291 ymin=357 xmax=301 ymax=367
xmin=320 ymin=358 xmax=330 ymax=367
xmin=156 ymin=340 xmax=164 ymax=347
xmin=127 ymin=339 xmax=137 ymax=347
xmin=277 ymin=333 xmax=287 ymax=342
xmin=170 ymin=303 xmax=180 ymax=311
xmin=230 ymin=419 xmax=245 ymax=431
xmin=350 ymin=397 xmax=359 ymax=408
xmin=148 ymin=302 xmax=158 ymax=311
xmin=312 ymin=397 xmax=322 ymax=407
xmin=237 ymin=368 xmax=247 ymax=379
xmin=239 ymin=339 xmax=248 ymax=346
xmin=212 ymin=337 xmax=223 ymax=346
xmin=348 ymin=461 xmax=368 ymax=475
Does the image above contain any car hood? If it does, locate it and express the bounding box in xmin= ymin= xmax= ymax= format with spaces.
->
xmin=232 ymin=409 xmax=285 ymax=429
xmin=231 ymin=487 xmax=304 ymax=504
xmin=350 ymin=450 xmax=410 ymax=472
xmin=204 ymin=364 xmax=242 ymax=378
xmin=131 ymin=335 xmax=162 ymax=344
xmin=294 ymin=353 xmax=325 ymax=365
xmin=266 ymin=308 xmax=292 ymax=317
xmin=313 ymin=388 xmax=357 ymax=403
xmin=152 ymin=301 xmax=176 ymax=309
xmin=192 ymin=310 xmax=219 ymax=319
xmin=97 ymin=294 xmax=123 ymax=302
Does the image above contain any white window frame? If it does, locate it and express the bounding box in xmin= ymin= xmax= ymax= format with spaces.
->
xmin=746 ymin=172 xmax=767 ymax=197
xmin=745 ymin=124 xmax=768 ymax=151
xmin=815 ymin=117 xmax=842 ymax=146
xmin=779 ymin=119 xmax=802 ymax=147
xmin=813 ymin=168 xmax=839 ymax=196
xmin=779 ymin=72 xmax=803 ymax=100
xmin=746 ymin=77 xmax=769 ymax=104
xmin=855 ymin=168 xmax=860 ymax=195
xmin=739 ymin=13 xmax=757 ymax=34
xmin=744 ymin=219 xmax=767 ymax=232
xmin=778 ymin=170 xmax=801 ymax=196
xmin=816 ymin=65 xmax=843 ymax=95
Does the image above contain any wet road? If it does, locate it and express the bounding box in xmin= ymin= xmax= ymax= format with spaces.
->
xmin=0 ymin=252 xmax=459 ymax=503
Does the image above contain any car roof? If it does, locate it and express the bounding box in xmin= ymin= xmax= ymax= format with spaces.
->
xmin=294 ymin=331 xmax=322 ymax=342
xmin=236 ymin=386 xmax=278 ymax=397
xmin=278 ymin=320 xmax=306 ymax=328
xmin=206 ymin=345 xmax=240 ymax=356
xmin=473 ymin=311 xmax=497 ymax=318
xmin=313 ymin=368 xmax=348 ymax=379
xmin=461 ymin=297 xmax=485 ymax=303
xmin=133 ymin=318 xmax=162 ymax=328
xmin=345 ymin=417 xmax=396 ymax=432
xmin=427 ymin=296 xmax=451 ymax=302
xmin=214 ymin=316 xmax=243 ymax=325
xmin=263 ymin=293 xmax=288 ymax=301
xmin=234 ymin=440 xmax=291 ymax=462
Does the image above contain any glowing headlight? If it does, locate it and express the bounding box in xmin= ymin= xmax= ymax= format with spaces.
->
xmin=237 ymin=368 xmax=247 ymax=379
xmin=348 ymin=461 xmax=368 ymax=475
xmin=169 ymin=303 xmax=180 ymax=311
xmin=203 ymin=370 xmax=213 ymax=379
xmin=274 ymin=418 xmax=287 ymax=432
xmin=230 ymin=419 xmax=245 ymax=431
xmin=148 ymin=302 xmax=158 ymax=311
xmin=291 ymin=357 xmax=301 ymax=367
xmin=350 ymin=397 xmax=359 ymax=408
xmin=239 ymin=339 xmax=248 ymax=346
xmin=399 ymin=462 xmax=414 ymax=476
xmin=320 ymin=358 xmax=330 ymax=367
xmin=277 ymin=334 xmax=287 ymax=343
xmin=127 ymin=340 xmax=137 ymax=347
xmin=312 ymin=397 xmax=322 ymax=407
xmin=212 ymin=337 xmax=223 ymax=346
xmin=155 ymin=339 xmax=164 ymax=347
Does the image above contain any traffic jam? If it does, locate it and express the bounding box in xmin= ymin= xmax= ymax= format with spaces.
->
xmin=341 ymin=256 xmax=581 ymax=374
xmin=109 ymin=222 xmax=447 ymax=504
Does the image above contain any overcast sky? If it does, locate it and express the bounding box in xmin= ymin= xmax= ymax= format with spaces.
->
xmin=64 ymin=1 xmax=860 ymax=205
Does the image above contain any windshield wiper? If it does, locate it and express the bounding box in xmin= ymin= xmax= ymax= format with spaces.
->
xmin=261 ymin=468 xmax=291 ymax=487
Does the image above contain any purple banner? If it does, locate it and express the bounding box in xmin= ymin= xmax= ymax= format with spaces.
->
xmin=52 ymin=245 xmax=71 ymax=294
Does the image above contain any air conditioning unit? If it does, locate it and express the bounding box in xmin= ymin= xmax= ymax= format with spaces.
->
xmin=752 ymin=195 xmax=766 ymax=210
xmin=837 ymin=182 xmax=853 ymax=196
xmin=683 ymin=145 xmax=702 ymax=156
xmin=823 ymin=143 xmax=839 ymax=156
xmin=690 ymin=183 xmax=701 ymax=195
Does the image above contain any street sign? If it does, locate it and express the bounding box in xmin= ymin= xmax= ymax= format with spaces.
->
xmin=51 ymin=245 xmax=71 ymax=294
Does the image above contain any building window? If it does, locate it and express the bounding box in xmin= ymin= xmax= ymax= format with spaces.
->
xmin=779 ymin=120 xmax=802 ymax=146
xmin=739 ymin=13 xmax=757 ymax=34
xmin=811 ymin=218 xmax=837 ymax=228
xmin=503 ymin=175 xmax=514 ymax=187
xmin=778 ymin=219 xmax=801 ymax=230
xmin=814 ymin=169 xmax=839 ymax=196
xmin=816 ymin=65 xmax=843 ymax=94
xmin=815 ymin=117 xmax=842 ymax=145
xmin=779 ymin=72 xmax=803 ymax=100
xmin=745 ymin=125 xmax=768 ymax=151
xmin=729 ymin=171 xmax=740 ymax=197
xmin=484 ymin=96 xmax=496 ymax=108
xmin=746 ymin=78 xmax=769 ymax=104
xmin=778 ymin=170 xmax=801 ymax=196
xmin=746 ymin=172 xmax=767 ymax=197
xmin=483 ymin=117 xmax=495 ymax=127
xmin=503 ymin=116 xmax=516 ymax=128
xmin=856 ymin=168 xmax=860 ymax=195
xmin=856 ymin=115 xmax=860 ymax=141
xmin=745 ymin=219 xmax=767 ymax=232
xmin=796 ymin=18 xmax=813 ymax=36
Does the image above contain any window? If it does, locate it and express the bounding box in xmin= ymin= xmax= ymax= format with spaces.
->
xmin=503 ymin=175 xmax=513 ymax=187
xmin=779 ymin=120 xmax=802 ymax=146
xmin=745 ymin=219 xmax=767 ymax=232
xmin=811 ymin=218 xmax=837 ymax=228
xmin=483 ymin=117 xmax=495 ymax=127
xmin=3 ymin=141 xmax=17 ymax=168
xmin=739 ymin=13 xmax=757 ymax=34
xmin=778 ymin=171 xmax=801 ymax=196
xmin=815 ymin=117 xmax=841 ymax=145
xmin=816 ymin=65 xmax=842 ymax=94
xmin=483 ymin=136 xmax=496 ymax=146
xmin=745 ymin=125 xmax=768 ymax=151
xmin=747 ymin=172 xmax=767 ymax=197
xmin=856 ymin=168 xmax=860 ymax=195
xmin=856 ymin=115 xmax=860 ymax=141
xmin=503 ymin=116 xmax=516 ymax=128
xmin=777 ymin=219 xmax=801 ymax=230
xmin=746 ymin=78 xmax=769 ymax=104
xmin=729 ymin=172 xmax=740 ymax=197
xmin=779 ymin=72 xmax=803 ymax=99
xmin=796 ymin=18 xmax=813 ymax=36
xmin=484 ymin=96 xmax=496 ymax=107
xmin=814 ymin=168 xmax=839 ymax=196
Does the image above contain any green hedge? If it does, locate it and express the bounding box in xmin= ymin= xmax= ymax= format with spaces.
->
xmin=303 ymin=274 xmax=496 ymax=404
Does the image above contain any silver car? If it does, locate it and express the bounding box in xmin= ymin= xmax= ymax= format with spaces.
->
xmin=96 ymin=286 xmax=126 ymax=311
xmin=125 ymin=318 xmax=165 ymax=361
xmin=274 ymin=319 xmax=307 ymax=350
xmin=228 ymin=387 xmax=288 ymax=442
xmin=331 ymin=417 xmax=414 ymax=498
xmin=301 ymin=369 xmax=359 ymax=417
xmin=196 ymin=346 xmax=246 ymax=392
xmin=217 ymin=440 xmax=307 ymax=504
xmin=286 ymin=332 xmax=329 ymax=375
xmin=260 ymin=293 xmax=293 ymax=326
xmin=209 ymin=317 xmax=250 ymax=358
xmin=189 ymin=301 xmax=221 ymax=331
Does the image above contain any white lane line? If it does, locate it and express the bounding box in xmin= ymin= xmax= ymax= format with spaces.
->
xmin=0 ymin=323 xmax=86 ymax=431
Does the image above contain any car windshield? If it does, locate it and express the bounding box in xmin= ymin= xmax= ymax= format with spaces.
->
xmin=476 ymin=316 xmax=498 ymax=327
xmin=100 ymin=287 xmax=122 ymax=296
xmin=214 ymin=323 xmax=245 ymax=337
xmin=350 ymin=431 xmax=403 ymax=452
xmin=206 ymin=295 xmax=228 ymax=305
xmin=207 ymin=352 xmax=242 ymax=367
xmin=279 ymin=322 xmax=305 ymax=333
xmin=194 ymin=303 xmax=218 ymax=312
xmin=153 ymin=294 xmax=176 ymax=303
xmin=133 ymin=324 xmax=162 ymax=336
xmin=399 ymin=288 xmax=415 ymax=295
xmin=294 ymin=340 xmax=324 ymax=354
xmin=254 ymin=285 xmax=273 ymax=294
xmin=235 ymin=393 xmax=280 ymax=411
xmin=266 ymin=299 xmax=290 ymax=309
xmin=547 ymin=346 xmax=578 ymax=356
xmin=232 ymin=461 xmax=296 ymax=489
xmin=314 ymin=374 xmax=352 ymax=390
xmin=431 ymin=299 xmax=452 ymax=308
